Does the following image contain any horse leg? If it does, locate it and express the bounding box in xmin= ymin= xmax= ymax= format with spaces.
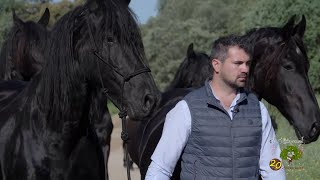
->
xmin=103 ymin=115 xmax=113 ymax=180
xmin=0 ymin=162 xmax=2 ymax=180
xmin=122 ymin=141 xmax=134 ymax=169
xmin=67 ymin=132 xmax=105 ymax=180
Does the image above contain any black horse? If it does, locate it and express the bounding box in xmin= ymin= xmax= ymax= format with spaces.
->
xmin=134 ymin=15 xmax=320 ymax=179
xmin=244 ymin=15 xmax=320 ymax=143
xmin=0 ymin=8 xmax=115 ymax=179
xmin=0 ymin=0 xmax=159 ymax=180
xmin=0 ymin=8 xmax=50 ymax=81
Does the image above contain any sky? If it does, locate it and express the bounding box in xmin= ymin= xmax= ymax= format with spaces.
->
xmin=129 ymin=0 xmax=158 ymax=24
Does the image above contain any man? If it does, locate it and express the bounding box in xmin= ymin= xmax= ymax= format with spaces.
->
xmin=145 ymin=35 xmax=286 ymax=180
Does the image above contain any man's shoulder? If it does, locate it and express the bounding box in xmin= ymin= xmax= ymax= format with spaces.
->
xmin=242 ymin=88 xmax=260 ymax=102
xmin=183 ymin=86 xmax=207 ymax=101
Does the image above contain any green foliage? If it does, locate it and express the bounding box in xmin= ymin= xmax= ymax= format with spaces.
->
xmin=107 ymin=101 xmax=119 ymax=115
xmin=0 ymin=0 xmax=17 ymax=45
xmin=141 ymin=0 xmax=320 ymax=92
xmin=142 ymin=0 xmax=251 ymax=90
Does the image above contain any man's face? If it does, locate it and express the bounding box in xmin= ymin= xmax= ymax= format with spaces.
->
xmin=214 ymin=46 xmax=250 ymax=88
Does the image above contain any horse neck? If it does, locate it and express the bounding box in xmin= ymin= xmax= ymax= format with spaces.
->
xmin=165 ymin=65 xmax=185 ymax=91
xmin=23 ymin=71 xmax=94 ymax=157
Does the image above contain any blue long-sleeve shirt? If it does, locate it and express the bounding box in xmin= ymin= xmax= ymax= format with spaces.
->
xmin=145 ymin=91 xmax=286 ymax=180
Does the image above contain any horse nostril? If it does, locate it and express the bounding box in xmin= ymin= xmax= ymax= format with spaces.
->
xmin=309 ymin=122 xmax=320 ymax=138
xmin=143 ymin=94 xmax=156 ymax=113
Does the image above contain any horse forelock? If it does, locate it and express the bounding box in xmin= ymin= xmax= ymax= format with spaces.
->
xmin=99 ymin=0 xmax=145 ymax=62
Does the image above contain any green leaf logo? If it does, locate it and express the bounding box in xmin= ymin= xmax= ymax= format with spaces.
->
xmin=280 ymin=145 xmax=303 ymax=163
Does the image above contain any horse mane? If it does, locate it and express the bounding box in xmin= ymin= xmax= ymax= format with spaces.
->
xmin=0 ymin=27 xmax=24 ymax=79
xmin=39 ymin=0 xmax=143 ymax=126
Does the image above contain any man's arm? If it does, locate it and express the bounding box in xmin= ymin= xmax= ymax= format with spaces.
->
xmin=259 ymin=102 xmax=286 ymax=179
xmin=145 ymin=100 xmax=191 ymax=180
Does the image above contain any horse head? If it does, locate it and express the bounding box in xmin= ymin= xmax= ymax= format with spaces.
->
xmin=246 ymin=15 xmax=320 ymax=143
xmin=0 ymin=8 xmax=49 ymax=81
xmin=166 ymin=43 xmax=211 ymax=90
xmin=65 ymin=0 xmax=159 ymax=120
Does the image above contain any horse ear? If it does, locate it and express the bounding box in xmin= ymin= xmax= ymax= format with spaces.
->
xmin=187 ymin=43 xmax=196 ymax=58
xmin=12 ymin=9 xmax=25 ymax=30
xmin=86 ymin=0 xmax=99 ymax=12
xmin=294 ymin=15 xmax=306 ymax=38
xmin=38 ymin=8 xmax=50 ymax=27
xmin=282 ymin=15 xmax=296 ymax=39
xmin=125 ymin=0 xmax=131 ymax=5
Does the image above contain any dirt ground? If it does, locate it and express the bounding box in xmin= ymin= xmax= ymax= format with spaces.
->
xmin=108 ymin=115 xmax=141 ymax=180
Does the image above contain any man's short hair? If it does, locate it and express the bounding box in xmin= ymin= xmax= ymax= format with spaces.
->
xmin=210 ymin=34 xmax=250 ymax=62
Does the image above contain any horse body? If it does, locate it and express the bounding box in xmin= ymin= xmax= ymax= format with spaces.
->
xmin=0 ymin=0 xmax=159 ymax=179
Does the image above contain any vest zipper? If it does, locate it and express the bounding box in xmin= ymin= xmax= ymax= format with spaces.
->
xmin=231 ymin=119 xmax=235 ymax=180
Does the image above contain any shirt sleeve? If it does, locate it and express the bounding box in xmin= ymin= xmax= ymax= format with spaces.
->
xmin=259 ymin=102 xmax=286 ymax=180
xmin=145 ymin=100 xmax=191 ymax=180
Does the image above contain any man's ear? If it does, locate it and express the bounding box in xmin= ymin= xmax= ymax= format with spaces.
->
xmin=211 ymin=59 xmax=220 ymax=73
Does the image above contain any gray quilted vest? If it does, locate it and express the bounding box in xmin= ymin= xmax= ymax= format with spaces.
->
xmin=181 ymin=80 xmax=262 ymax=180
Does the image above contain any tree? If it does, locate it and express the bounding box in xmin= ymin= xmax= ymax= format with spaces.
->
xmin=141 ymin=0 xmax=251 ymax=90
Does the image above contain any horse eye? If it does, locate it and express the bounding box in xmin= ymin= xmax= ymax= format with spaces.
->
xmin=107 ymin=37 xmax=114 ymax=44
xmin=283 ymin=63 xmax=295 ymax=71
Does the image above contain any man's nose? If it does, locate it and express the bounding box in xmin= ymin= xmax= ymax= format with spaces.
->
xmin=241 ymin=64 xmax=249 ymax=73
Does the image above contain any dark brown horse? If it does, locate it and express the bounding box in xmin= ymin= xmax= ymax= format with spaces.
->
xmin=131 ymin=15 xmax=320 ymax=179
